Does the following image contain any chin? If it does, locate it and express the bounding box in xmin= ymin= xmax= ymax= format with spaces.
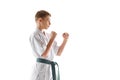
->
xmin=46 ymin=26 xmax=49 ymax=29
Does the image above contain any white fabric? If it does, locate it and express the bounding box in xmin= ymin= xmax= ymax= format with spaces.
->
xmin=29 ymin=28 xmax=59 ymax=80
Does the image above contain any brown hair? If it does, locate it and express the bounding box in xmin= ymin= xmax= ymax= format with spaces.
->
xmin=35 ymin=10 xmax=51 ymax=21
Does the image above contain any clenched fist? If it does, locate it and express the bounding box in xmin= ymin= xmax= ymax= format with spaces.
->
xmin=51 ymin=31 xmax=57 ymax=39
xmin=62 ymin=32 xmax=69 ymax=39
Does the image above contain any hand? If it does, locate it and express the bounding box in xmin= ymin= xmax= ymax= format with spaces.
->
xmin=51 ymin=31 xmax=57 ymax=39
xmin=62 ymin=32 xmax=69 ymax=39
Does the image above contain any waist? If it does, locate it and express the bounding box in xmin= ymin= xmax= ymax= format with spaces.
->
xmin=37 ymin=58 xmax=57 ymax=64
xmin=36 ymin=58 xmax=60 ymax=80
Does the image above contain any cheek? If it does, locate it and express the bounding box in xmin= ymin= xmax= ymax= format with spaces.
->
xmin=42 ymin=22 xmax=46 ymax=26
xmin=47 ymin=22 xmax=50 ymax=26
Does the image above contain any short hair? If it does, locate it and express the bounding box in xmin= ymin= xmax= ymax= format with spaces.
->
xmin=35 ymin=10 xmax=51 ymax=21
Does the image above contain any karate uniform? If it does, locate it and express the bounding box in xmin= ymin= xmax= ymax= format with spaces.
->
xmin=29 ymin=28 xmax=59 ymax=80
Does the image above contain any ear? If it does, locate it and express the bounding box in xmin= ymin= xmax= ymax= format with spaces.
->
xmin=38 ymin=18 xmax=42 ymax=22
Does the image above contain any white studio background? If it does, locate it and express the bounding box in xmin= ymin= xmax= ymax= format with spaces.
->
xmin=0 ymin=0 xmax=120 ymax=80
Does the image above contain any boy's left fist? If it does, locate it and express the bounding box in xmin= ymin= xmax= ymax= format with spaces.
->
xmin=62 ymin=32 xmax=69 ymax=39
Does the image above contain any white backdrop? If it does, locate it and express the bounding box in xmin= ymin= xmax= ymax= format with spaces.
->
xmin=0 ymin=0 xmax=120 ymax=80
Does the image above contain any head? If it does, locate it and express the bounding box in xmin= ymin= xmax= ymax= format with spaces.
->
xmin=35 ymin=10 xmax=51 ymax=30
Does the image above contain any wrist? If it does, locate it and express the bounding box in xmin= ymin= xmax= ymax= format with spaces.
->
xmin=64 ymin=38 xmax=68 ymax=41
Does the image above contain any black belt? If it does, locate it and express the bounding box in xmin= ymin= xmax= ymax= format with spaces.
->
xmin=37 ymin=58 xmax=60 ymax=80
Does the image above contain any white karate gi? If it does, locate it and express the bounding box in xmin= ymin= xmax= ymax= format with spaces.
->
xmin=29 ymin=28 xmax=59 ymax=80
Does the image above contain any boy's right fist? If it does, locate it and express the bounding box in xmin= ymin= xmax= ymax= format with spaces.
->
xmin=51 ymin=31 xmax=57 ymax=39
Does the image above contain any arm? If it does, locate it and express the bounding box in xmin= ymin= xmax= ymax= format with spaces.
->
xmin=57 ymin=32 xmax=69 ymax=56
xmin=41 ymin=31 xmax=57 ymax=58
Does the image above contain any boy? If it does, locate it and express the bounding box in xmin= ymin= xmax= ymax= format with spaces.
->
xmin=29 ymin=10 xmax=69 ymax=80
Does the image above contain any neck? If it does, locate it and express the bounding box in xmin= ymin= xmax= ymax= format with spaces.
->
xmin=37 ymin=25 xmax=43 ymax=31
xmin=37 ymin=27 xmax=45 ymax=35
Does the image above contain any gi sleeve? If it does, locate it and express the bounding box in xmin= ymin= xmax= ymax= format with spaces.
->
xmin=29 ymin=34 xmax=46 ymax=57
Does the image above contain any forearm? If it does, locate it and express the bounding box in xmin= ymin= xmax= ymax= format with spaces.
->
xmin=41 ymin=38 xmax=55 ymax=58
xmin=57 ymin=39 xmax=68 ymax=56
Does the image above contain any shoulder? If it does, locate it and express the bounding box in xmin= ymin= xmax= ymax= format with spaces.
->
xmin=29 ymin=31 xmax=40 ymax=41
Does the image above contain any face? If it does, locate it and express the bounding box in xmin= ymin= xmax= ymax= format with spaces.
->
xmin=40 ymin=16 xmax=51 ymax=29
